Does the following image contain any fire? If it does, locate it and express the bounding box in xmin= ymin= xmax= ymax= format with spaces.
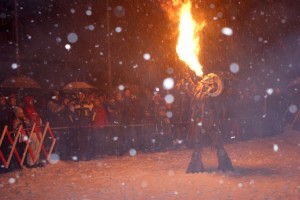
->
xmin=175 ymin=0 xmax=205 ymax=77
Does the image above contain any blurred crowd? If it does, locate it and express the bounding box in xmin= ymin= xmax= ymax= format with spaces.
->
xmin=0 ymin=82 xmax=299 ymax=171
xmin=0 ymin=88 xmax=181 ymax=169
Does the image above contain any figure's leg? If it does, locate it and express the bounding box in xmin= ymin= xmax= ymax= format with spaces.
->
xmin=186 ymin=127 xmax=204 ymax=173
xmin=216 ymin=145 xmax=234 ymax=172
xmin=186 ymin=146 xmax=204 ymax=173
xmin=210 ymin=128 xmax=234 ymax=172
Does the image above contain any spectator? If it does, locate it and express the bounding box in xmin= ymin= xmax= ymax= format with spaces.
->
xmin=155 ymin=105 xmax=172 ymax=151
xmin=91 ymin=96 xmax=110 ymax=157
xmin=58 ymin=95 xmax=74 ymax=159
xmin=23 ymin=95 xmax=44 ymax=168
xmin=0 ymin=94 xmax=10 ymax=132
xmin=46 ymin=91 xmax=70 ymax=159
xmin=165 ymin=102 xmax=181 ymax=148
xmin=7 ymin=93 xmax=18 ymax=126
xmin=107 ymin=92 xmax=123 ymax=155
xmin=141 ymin=94 xmax=164 ymax=152
xmin=46 ymin=91 xmax=67 ymax=126
xmin=121 ymin=88 xmax=140 ymax=151
xmin=146 ymin=94 xmax=164 ymax=120
xmin=12 ymin=105 xmax=43 ymax=168
xmin=70 ymin=91 xmax=93 ymax=160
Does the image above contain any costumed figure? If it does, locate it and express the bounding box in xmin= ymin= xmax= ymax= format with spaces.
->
xmin=177 ymin=72 xmax=234 ymax=173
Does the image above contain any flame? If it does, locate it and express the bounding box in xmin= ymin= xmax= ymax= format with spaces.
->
xmin=176 ymin=0 xmax=205 ymax=77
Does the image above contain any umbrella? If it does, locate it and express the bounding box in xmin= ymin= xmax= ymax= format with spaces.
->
xmin=0 ymin=76 xmax=41 ymax=89
xmin=63 ymin=81 xmax=95 ymax=91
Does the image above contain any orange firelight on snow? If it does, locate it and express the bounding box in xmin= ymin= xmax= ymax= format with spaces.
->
xmin=175 ymin=0 xmax=205 ymax=77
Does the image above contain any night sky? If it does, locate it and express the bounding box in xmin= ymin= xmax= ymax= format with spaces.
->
xmin=0 ymin=0 xmax=299 ymax=93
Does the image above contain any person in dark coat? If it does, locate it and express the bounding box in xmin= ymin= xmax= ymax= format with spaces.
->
xmin=70 ymin=92 xmax=93 ymax=160
xmin=46 ymin=91 xmax=71 ymax=160
xmin=121 ymin=88 xmax=141 ymax=151
xmin=141 ymin=94 xmax=164 ymax=152
xmin=106 ymin=93 xmax=123 ymax=155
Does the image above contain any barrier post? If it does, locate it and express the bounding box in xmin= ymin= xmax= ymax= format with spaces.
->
xmin=0 ymin=125 xmax=24 ymax=168
xmin=0 ymin=126 xmax=8 ymax=147
xmin=0 ymin=126 xmax=8 ymax=166
xmin=35 ymin=122 xmax=56 ymax=162
xmin=35 ymin=122 xmax=48 ymax=162
xmin=0 ymin=122 xmax=57 ymax=169
xmin=46 ymin=123 xmax=56 ymax=161
xmin=21 ymin=123 xmax=36 ymax=166
xmin=33 ymin=125 xmax=48 ymax=162
xmin=5 ymin=127 xmax=22 ymax=168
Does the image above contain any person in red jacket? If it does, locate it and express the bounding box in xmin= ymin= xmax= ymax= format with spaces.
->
xmin=24 ymin=96 xmax=42 ymax=132
xmin=23 ymin=95 xmax=44 ymax=168
xmin=92 ymin=96 xmax=109 ymax=128
xmin=91 ymin=96 xmax=110 ymax=157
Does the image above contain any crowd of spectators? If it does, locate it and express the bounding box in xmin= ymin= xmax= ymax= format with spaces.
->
xmin=0 ymin=81 xmax=299 ymax=171
xmin=0 ymin=88 xmax=182 ymax=167
xmin=43 ymin=88 xmax=179 ymax=161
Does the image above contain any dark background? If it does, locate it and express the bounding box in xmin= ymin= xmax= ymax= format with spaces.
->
xmin=0 ymin=0 xmax=299 ymax=92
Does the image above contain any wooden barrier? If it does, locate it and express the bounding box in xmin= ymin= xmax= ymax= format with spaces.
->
xmin=35 ymin=122 xmax=56 ymax=162
xmin=0 ymin=122 xmax=56 ymax=169
xmin=0 ymin=126 xmax=22 ymax=168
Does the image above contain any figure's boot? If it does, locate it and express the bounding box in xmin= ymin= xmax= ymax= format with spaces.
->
xmin=186 ymin=149 xmax=204 ymax=173
xmin=216 ymin=146 xmax=234 ymax=172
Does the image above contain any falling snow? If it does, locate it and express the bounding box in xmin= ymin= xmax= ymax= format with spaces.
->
xmin=162 ymin=77 xmax=175 ymax=90
xmin=0 ymin=0 xmax=300 ymax=199
xmin=221 ymin=27 xmax=233 ymax=36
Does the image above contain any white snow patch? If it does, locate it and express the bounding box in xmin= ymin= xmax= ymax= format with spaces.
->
xmin=71 ymin=156 xmax=78 ymax=161
xmin=65 ymin=44 xmax=71 ymax=50
xmin=67 ymin=33 xmax=78 ymax=43
xmin=118 ymin=84 xmax=125 ymax=91
xmin=164 ymin=94 xmax=175 ymax=104
xmin=266 ymin=88 xmax=274 ymax=95
xmin=221 ymin=27 xmax=233 ymax=36
xmin=86 ymin=10 xmax=92 ymax=16
xmin=273 ymin=144 xmax=279 ymax=152
xmin=288 ymin=105 xmax=298 ymax=114
xmin=8 ymin=178 xmax=16 ymax=184
xmin=129 ymin=148 xmax=137 ymax=157
xmin=115 ymin=27 xmax=122 ymax=33
xmin=229 ymin=63 xmax=239 ymax=73
xmin=163 ymin=77 xmax=175 ymax=90
xmin=49 ymin=153 xmax=60 ymax=164
xmin=11 ymin=63 xmax=18 ymax=69
xmin=143 ymin=53 xmax=151 ymax=61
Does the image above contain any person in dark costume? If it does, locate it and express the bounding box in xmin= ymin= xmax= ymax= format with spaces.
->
xmin=178 ymin=73 xmax=234 ymax=173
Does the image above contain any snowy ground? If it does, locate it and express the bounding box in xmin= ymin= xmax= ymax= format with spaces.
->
xmin=1 ymin=127 xmax=300 ymax=200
